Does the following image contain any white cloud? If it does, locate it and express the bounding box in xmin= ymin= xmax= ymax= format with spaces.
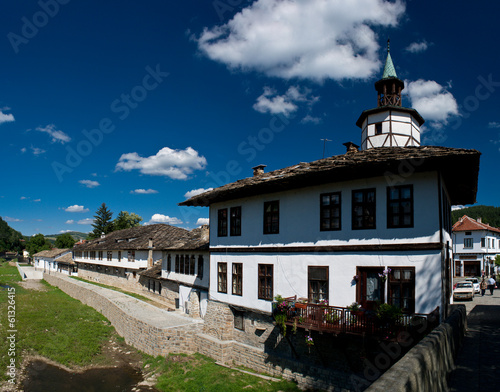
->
xmin=196 ymin=0 xmax=405 ymax=82
xmin=116 ymin=147 xmax=207 ymax=180
xmin=79 ymin=180 xmax=100 ymax=188
xmin=301 ymin=114 xmax=322 ymax=125
xmin=59 ymin=230 xmax=72 ymax=233
xmin=196 ymin=218 xmax=210 ymax=226
xmin=184 ymin=188 xmax=214 ymax=199
xmin=33 ymin=199 xmax=41 ymax=202
xmin=31 ymin=146 xmax=46 ymax=155
xmin=20 ymin=147 xmax=26 ymax=153
xmin=405 ymin=79 xmax=459 ymax=125
xmin=253 ymin=86 xmax=318 ymax=116
xmin=0 ymin=110 xmax=15 ymax=125
xmin=66 ymin=220 xmax=75 ymax=224
xmin=131 ymin=189 xmax=159 ymax=194
xmin=405 ymin=41 xmax=429 ymax=53
xmin=78 ymin=218 xmax=94 ymax=225
xmin=36 ymin=124 xmax=71 ymax=144
xmin=488 ymin=122 xmax=500 ymax=129
xmin=148 ymin=214 xmax=183 ymax=225
xmin=20 ymin=196 xmax=28 ymax=200
xmin=451 ymin=205 xmax=465 ymax=211
xmin=3 ymin=216 xmax=22 ymax=222
xmin=64 ymin=205 xmax=89 ymax=213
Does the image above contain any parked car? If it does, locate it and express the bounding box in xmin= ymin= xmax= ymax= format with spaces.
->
xmin=465 ymin=277 xmax=480 ymax=294
xmin=453 ymin=281 xmax=475 ymax=301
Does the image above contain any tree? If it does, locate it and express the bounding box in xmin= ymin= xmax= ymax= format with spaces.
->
xmin=26 ymin=234 xmax=52 ymax=256
xmin=0 ymin=217 xmax=24 ymax=253
xmin=89 ymin=203 xmax=114 ymax=239
xmin=55 ymin=233 xmax=76 ymax=248
xmin=113 ymin=211 xmax=143 ymax=231
xmin=495 ymin=255 xmax=500 ymax=268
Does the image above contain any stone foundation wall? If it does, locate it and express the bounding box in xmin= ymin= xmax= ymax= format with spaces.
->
xmin=44 ymin=273 xmax=200 ymax=357
xmin=77 ymin=267 xmax=143 ymax=292
xmin=366 ymin=305 xmax=466 ymax=392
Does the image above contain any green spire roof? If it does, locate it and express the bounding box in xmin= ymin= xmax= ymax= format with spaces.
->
xmin=382 ymin=39 xmax=397 ymax=79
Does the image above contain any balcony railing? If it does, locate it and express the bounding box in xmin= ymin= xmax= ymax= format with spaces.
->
xmin=277 ymin=296 xmax=440 ymax=339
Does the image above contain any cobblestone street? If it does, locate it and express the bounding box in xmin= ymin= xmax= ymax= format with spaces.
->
xmin=448 ymin=287 xmax=500 ymax=392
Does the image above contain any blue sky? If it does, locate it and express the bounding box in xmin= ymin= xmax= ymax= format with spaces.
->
xmin=1 ymin=0 xmax=499 ymax=236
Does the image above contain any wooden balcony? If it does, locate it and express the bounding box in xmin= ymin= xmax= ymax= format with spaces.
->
xmin=277 ymin=296 xmax=440 ymax=340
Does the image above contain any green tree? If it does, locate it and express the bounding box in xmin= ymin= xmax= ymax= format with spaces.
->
xmin=89 ymin=203 xmax=114 ymax=239
xmin=54 ymin=233 xmax=76 ymax=248
xmin=0 ymin=217 xmax=24 ymax=252
xmin=495 ymin=255 xmax=500 ymax=268
xmin=113 ymin=211 xmax=143 ymax=231
xmin=26 ymin=233 xmax=52 ymax=256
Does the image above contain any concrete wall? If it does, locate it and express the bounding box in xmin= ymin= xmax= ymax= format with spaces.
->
xmin=366 ymin=305 xmax=466 ymax=392
xmin=43 ymin=274 xmax=200 ymax=357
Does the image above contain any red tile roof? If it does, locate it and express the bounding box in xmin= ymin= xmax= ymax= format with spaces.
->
xmin=452 ymin=215 xmax=500 ymax=233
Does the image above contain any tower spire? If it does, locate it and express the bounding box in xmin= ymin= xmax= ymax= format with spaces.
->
xmin=382 ymin=39 xmax=398 ymax=79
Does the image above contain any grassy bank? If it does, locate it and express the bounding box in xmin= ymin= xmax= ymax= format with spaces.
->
xmin=144 ymin=353 xmax=301 ymax=392
xmin=70 ymin=276 xmax=153 ymax=303
xmin=0 ymin=262 xmax=113 ymax=380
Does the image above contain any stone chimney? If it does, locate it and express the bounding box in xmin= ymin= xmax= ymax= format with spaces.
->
xmin=477 ymin=217 xmax=482 ymax=223
xmin=147 ymin=238 xmax=154 ymax=268
xmin=252 ymin=164 xmax=266 ymax=177
xmin=343 ymin=142 xmax=359 ymax=154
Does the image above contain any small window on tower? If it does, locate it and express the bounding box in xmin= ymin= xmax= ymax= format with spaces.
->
xmin=375 ymin=122 xmax=383 ymax=135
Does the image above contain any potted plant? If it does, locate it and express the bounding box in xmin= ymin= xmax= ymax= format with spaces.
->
xmin=273 ymin=295 xmax=290 ymax=336
xmin=376 ymin=303 xmax=402 ymax=326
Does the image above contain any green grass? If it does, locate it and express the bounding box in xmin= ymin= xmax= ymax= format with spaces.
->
xmin=70 ymin=276 xmax=153 ymax=303
xmin=0 ymin=262 xmax=113 ymax=380
xmin=143 ymin=353 xmax=301 ymax=392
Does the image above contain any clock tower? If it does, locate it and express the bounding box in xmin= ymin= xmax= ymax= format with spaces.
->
xmin=356 ymin=40 xmax=424 ymax=150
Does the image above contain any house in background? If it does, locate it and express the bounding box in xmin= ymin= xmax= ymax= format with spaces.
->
xmin=179 ymin=45 xmax=480 ymax=351
xmin=33 ymin=248 xmax=73 ymax=274
xmin=73 ymin=224 xmax=209 ymax=317
xmin=452 ymin=215 xmax=500 ymax=277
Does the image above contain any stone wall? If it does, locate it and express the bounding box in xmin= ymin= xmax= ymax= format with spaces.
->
xmin=77 ymin=267 xmax=143 ymax=292
xmin=366 ymin=305 xmax=466 ymax=392
xmin=44 ymin=273 xmax=200 ymax=357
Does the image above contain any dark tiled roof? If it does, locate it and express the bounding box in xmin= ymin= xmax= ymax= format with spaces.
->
xmin=33 ymin=248 xmax=70 ymax=258
xmin=452 ymin=215 xmax=500 ymax=233
xmin=56 ymin=253 xmax=75 ymax=265
xmin=179 ymin=146 xmax=480 ymax=207
xmin=73 ymin=224 xmax=209 ymax=252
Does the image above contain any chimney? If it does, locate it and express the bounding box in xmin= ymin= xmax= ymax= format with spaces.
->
xmin=100 ymin=232 xmax=105 ymax=238
xmin=252 ymin=164 xmax=266 ymax=177
xmin=343 ymin=142 xmax=359 ymax=154
xmin=477 ymin=217 xmax=482 ymax=223
xmin=147 ymin=238 xmax=154 ymax=268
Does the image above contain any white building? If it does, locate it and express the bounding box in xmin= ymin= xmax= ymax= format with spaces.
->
xmin=33 ymin=248 xmax=74 ymax=275
xmin=180 ymin=46 xmax=481 ymax=323
xmin=73 ymin=224 xmax=209 ymax=317
xmin=452 ymin=215 xmax=500 ymax=277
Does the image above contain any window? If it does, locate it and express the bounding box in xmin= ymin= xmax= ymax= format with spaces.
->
xmin=352 ymin=189 xmax=376 ymax=230
xmin=388 ymin=267 xmax=415 ymax=313
xmin=232 ymin=263 xmax=243 ymax=296
xmin=481 ymin=238 xmax=486 ymax=248
xmin=90 ymin=251 xmax=96 ymax=260
xmin=320 ymin=192 xmax=341 ymax=231
xmin=258 ymin=264 xmax=273 ymax=300
xmin=175 ymin=255 xmax=180 ymax=273
xmin=233 ymin=310 xmax=244 ymax=330
xmin=118 ymin=251 xmax=121 ymax=262
xmin=263 ymin=201 xmax=279 ymax=234
xmin=98 ymin=251 xmax=103 ymax=261
xmin=167 ymin=255 xmax=171 ymax=272
xmin=128 ymin=250 xmax=135 ymax=262
xmin=387 ymin=185 xmax=413 ymax=228
xmin=308 ymin=267 xmax=329 ymax=303
xmin=107 ymin=251 xmax=112 ymax=261
xmin=218 ymin=209 xmax=228 ymax=237
xmin=488 ymin=238 xmax=491 ymax=248
xmin=464 ymin=238 xmax=473 ymax=248
xmin=356 ymin=267 xmax=384 ymax=308
xmin=217 ymin=262 xmax=227 ymax=293
xmin=375 ymin=122 xmax=382 ymax=135
xmin=84 ymin=251 xmax=88 ymax=259
xmin=197 ymin=256 xmax=204 ymax=279
xmin=230 ymin=207 xmax=242 ymax=236
xmin=465 ymin=231 xmax=472 ymax=236
xmin=190 ymin=256 xmax=196 ymax=275
xmin=180 ymin=255 xmax=185 ymax=274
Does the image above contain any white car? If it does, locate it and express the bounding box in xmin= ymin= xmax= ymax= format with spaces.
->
xmin=465 ymin=278 xmax=480 ymax=294
xmin=453 ymin=282 xmax=475 ymax=301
